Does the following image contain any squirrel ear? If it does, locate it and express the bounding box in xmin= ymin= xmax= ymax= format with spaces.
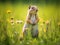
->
xmin=29 ymin=5 xmax=31 ymax=9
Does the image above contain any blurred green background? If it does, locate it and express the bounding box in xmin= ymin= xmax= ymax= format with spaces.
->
xmin=0 ymin=0 xmax=60 ymax=45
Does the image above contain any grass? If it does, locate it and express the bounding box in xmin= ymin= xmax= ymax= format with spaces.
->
xmin=0 ymin=2 xmax=60 ymax=45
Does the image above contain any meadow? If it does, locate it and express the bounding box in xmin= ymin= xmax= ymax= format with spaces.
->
xmin=0 ymin=1 xmax=60 ymax=45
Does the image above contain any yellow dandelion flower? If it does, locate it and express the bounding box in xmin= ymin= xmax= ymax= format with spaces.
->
xmin=46 ymin=20 xmax=50 ymax=24
xmin=40 ymin=18 xmax=44 ymax=22
xmin=44 ymin=29 xmax=46 ymax=33
xmin=40 ymin=23 xmax=44 ymax=27
xmin=58 ymin=22 xmax=60 ymax=26
xmin=7 ymin=10 xmax=11 ymax=14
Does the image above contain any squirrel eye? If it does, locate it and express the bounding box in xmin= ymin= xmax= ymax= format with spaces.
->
xmin=32 ymin=7 xmax=34 ymax=9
